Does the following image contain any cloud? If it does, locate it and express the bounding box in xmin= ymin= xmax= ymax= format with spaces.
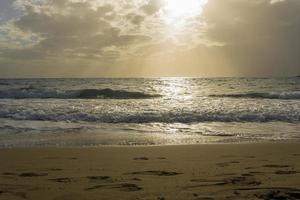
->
xmin=0 ymin=0 xmax=300 ymax=77
xmin=270 ymin=0 xmax=286 ymax=4
xmin=1 ymin=0 xmax=153 ymax=63
xmin=195 ymin=0 xmax=300 ymax=76
xmin=141 ymin=0 xmax=163 ymax=15
xmin=131 ymin=0 xmax=300 ymax=77
xmin=126 ymin=13 xmax=145 ymax=26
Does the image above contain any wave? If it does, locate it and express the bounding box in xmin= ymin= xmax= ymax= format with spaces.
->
xmin=77 ymin=89 xmax=161 ymax=99
xmin=209 ymin=91 xmax=300 ymax=100
xmin=0 ymin=88 xmax=161 ymax=99
xmin=0 ymin=110 xmax=299 ymax=123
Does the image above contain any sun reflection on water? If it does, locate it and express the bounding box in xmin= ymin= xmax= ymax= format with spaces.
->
xmin=157 ymin=78 xmax=193 ymax=100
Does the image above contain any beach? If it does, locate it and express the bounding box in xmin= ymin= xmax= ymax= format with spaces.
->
xmin=1 ymin=143 xmax=300 ymax=200
xmin=1 ymin=0 xmax=300 ymax=199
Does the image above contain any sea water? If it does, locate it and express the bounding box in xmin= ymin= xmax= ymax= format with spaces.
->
xmin=0 ymin=77 xmax=299 ymax=147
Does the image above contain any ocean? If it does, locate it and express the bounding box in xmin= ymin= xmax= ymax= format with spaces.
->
xmin=0 ymin=77 xmax=299 ymax=147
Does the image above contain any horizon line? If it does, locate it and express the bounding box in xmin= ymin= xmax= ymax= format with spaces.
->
xmin=0 ymin=75 xmax=299 ymax=79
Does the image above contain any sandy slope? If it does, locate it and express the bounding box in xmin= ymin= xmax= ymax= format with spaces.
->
xmin=0 ymin=143 xmax=300 ymax=200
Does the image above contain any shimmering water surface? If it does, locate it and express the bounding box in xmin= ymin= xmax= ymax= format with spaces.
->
xmin=0 ymin=78 xmax=299 ymax=147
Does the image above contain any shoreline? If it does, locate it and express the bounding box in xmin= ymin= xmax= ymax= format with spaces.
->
xmin=1 ymin=143 xmax=300 ymax=199
xmin=1 ymin=141 xmax=300 ymax=149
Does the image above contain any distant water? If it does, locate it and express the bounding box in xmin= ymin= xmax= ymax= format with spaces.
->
xmin=0 ymin=77 xmax=299 ymax=147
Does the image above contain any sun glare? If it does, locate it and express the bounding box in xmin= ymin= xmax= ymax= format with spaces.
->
xmin=164 ymin=0 xmax=207 ymax=18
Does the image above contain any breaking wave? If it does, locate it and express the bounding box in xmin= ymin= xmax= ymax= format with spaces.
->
xmin=0 ymin=109 xmax=299 ymax=123
xmin=209 ymin=91 xmax=300 ymax=100
xmin=0 ymin=88 xmax=161 ymax=99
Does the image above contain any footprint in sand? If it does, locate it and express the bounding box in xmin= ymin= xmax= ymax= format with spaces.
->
xmin=225 ymin=176 xmax=261 ymax=186
xmin=155 ymin=157 xmax=167 ymax=160
xmin=129 ymin=178 xmax=142 ymax=181
xmin=3 ymin=172 xmax=48 ymax=177
xmin=125 ymin=170 xmax=182 ymax=176
xmin=249 ymin=171 xmax=265 ymax=175
xmin=245 ymin=167 xmax=256 ymax=170
xmin=19 ymin=172 xmax=48 ymax=177
xmin=0 ymin=190 xmax=27 ymax=199
xmin=46 ymin=168 xmax=63 ymax=172
xmin=87 ymin=176 xmax=111 ymax=181
xmin=133 ymin=157 xmax=149 ymax=161
xmin=49 ymin=177 xmax=74 ymax=183
xmin=192 ymin=193 xmax=215 ymax=200
xmin=254 ymin=188 xmax=300 ymax=200
xmin=2 ymin=172 xmax=17 ymax=176
xmin=133 ymin=157 xmax=167 ymax=161
xmin=275 ymin=170 xmax=298 ymax=175
xmin=45 ymin=157 xmax=78 ymax=160
xmin=86 ymin=176 xmax=114 ymax=183
xmin=188 ymin=179 xmax=226 ymax=187
xmin=263 ymin=164 xmax=290 ymax=168
xmin=216 ymin=161 xmax=240 ymax=167
xmin=188 ymin=175 xmax=261 ymax=188
xmin=246 ymin=156 xmax=256 ymax=159
xmin=85 ymin=183 xmax=142 ymax=192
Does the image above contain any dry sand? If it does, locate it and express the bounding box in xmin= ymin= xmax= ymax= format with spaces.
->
xmin=0 ymin=143 xmax=300 ymax=200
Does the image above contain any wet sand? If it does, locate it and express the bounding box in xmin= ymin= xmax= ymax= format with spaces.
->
xmin=0 ymin=143 xmax=300 ymax=200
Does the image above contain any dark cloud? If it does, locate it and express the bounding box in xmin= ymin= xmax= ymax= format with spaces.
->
xmin=2 ymin=0 xmax=151 ymax=62
xmin=141 ymin=0 xmax=163 ymax=15
xmin=126 ymin=13 xmax=145 ymax=26
xmin=15 ymin=2 xmax=113 ymax=36
xmin=0 ymin=0 xmax=19 ymax=21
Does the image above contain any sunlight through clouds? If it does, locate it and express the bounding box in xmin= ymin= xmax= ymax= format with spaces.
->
xmin=164 ymin=0 xmax=207 ymax=18
xmin=0 ymin=0 xmax=300 ymax=77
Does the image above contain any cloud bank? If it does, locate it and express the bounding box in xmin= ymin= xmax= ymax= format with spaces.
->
xmin=0 ymin=0 xmax=299 ymax=77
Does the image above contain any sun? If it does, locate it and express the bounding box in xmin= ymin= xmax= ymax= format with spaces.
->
xmin=164 ymin=0 xmax=207 ymax=18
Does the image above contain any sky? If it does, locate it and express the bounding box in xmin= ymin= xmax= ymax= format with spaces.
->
xmin=0 ymin=0 xmax=299 ymax=78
